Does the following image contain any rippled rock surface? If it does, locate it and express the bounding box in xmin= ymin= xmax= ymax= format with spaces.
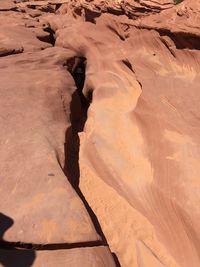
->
xmin=0 ymin=1 xmax=200 ymax=266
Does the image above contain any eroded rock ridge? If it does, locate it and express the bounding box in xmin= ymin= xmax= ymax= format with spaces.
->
xmin=0 ymin=0 xmax=200 ymax=266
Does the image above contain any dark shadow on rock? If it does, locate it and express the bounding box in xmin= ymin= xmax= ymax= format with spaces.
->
xmin=0 ymin=213 xmax=36 ymax=267
xmin=158 ymin=29 xmax=200 ymax=50
xmin=63 ymin=90 xmax=88 ymax=188
xmin=0 ymin=213 xmax=13 ymax=242
xmin=64 ymin=57 xmax=88 ymax=188
xmin=0 ymin=249 xmax=36 ymax=267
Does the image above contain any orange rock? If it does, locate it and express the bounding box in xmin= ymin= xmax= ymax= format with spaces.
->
xmin=1 ymin=0 xmax=200 ymax=266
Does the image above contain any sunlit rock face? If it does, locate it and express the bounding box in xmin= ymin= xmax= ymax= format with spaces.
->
xmin=0 ymin=1 xmax=200 ymax=267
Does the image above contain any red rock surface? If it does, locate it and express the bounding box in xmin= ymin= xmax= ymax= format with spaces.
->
xmin=0 ymin=0 xmax=200 ymax=266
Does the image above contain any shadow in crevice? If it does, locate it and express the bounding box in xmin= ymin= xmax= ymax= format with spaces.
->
xmin=63 ymin=57 xmax=108 ymax=243
xmin=63 ymin=58 xmax=105 ymax=240
xmin=64 ymin=92 xmax=86 ymax=189
xmin=73 ymin=7 xmax=101 ymax=23
xmin=158 ymin=29 xmax=200 ymax=50
xmin=63 ymin=56 xmax=121 ymax=266
xmin=63 ymin=56 xmax=89 ymax=188
xmin=36 ymin=27 xmax=55 ymax=46
xmin=1 ymin=240 xmax=103 ymax=251
xmin=0 ymin=213 xmax=36 ymax=267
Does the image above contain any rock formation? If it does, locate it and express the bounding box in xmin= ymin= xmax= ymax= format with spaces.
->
xmin=0 ymin=0 xmax=200 ymax=266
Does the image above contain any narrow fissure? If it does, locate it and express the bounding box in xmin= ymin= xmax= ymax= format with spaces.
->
xmin=0 ymin=240 xmax=103 ymax=251
xmin=63 ymin=57 xmax=89 ymax=189
xmin=0 ymin=49 xmax=23 ymax=57
xmin=63 ymin=56 xmax=121 ymax=266
xmin=63 ymin=57 xmax=108 ymax=242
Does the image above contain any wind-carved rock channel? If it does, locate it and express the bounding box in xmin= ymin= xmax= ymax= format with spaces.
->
xmin=1 ymin=0 xmax=200 ymax=267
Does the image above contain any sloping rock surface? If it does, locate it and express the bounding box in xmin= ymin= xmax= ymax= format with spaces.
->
xmin=0 ymin=0 xmax=200 ymax=267
xmin=0 ymin=47 xmax=100 ymax=244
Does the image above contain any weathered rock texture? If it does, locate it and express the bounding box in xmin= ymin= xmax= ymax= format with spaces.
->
xmin=0 ymin=0 xmax=200 ymax=266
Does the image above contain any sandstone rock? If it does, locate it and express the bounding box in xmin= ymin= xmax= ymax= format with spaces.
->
xmin=1 ymin=0 xmax=200 ymax=266
xmin=0 ymin=0 xmax=17 ymax=11
xmin=0 ymin=47 xmax=100 ymax=244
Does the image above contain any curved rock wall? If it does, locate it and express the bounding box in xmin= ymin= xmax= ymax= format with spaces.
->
xmin=0 ymin=1 xmax=200 ymax=267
